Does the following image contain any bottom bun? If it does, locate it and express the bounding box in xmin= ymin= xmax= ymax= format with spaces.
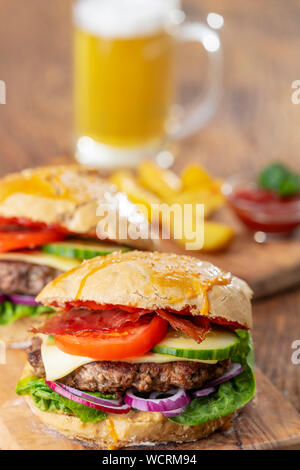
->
xmin=0 ymin=314 xmax=49 ymax=349
xmin=26 ymin=395 xmax=233 ymax=449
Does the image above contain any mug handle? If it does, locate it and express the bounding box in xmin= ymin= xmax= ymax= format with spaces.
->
xmin=171 ymin=22 xmax=223 ymax=140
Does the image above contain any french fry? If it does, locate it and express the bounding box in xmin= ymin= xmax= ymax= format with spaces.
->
xmin=166 ymin=214 xmax=235 ymax=252
xmin=110 ymin=170 xmax=160 ymax=220
xmin=137 ymin=160 xmax=181 ymax=201
xmin=111 ymin=162 xmax=234 ymax=252
xmin=167 ymin=188 xmax=225 ymax=218
xmin=201 ymin=221 xmax=235 ymax=251
xmin=181 ymin=164 xmax=220 ymax=192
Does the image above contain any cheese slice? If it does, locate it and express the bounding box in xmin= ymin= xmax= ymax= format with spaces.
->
xmin=41 ymin=336 xmax=218 ymax=382
xmin=0 ymin=251 xmax=80 ymax=271
xmin=41 ymin=338 xmax=93 ymax=382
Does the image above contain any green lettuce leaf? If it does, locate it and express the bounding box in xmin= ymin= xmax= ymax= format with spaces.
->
xmin=0 ymin=301 xmax=53 ymax=325
xmin=170 ymin=329 xmax=255 ymax=426
xmin=16 ymin=376 xmax=108 ymax=423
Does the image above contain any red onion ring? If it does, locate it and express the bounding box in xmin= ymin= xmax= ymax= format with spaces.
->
xmin=192 ymin=386 xmax=216 ymax=398
xmin=149 ymin=390 xmax=175 ymax=400
xmin=45 ymin=380 xmax=130 ymax=414
xmin=162 ymin=407 xmax=186 ymax=418
xmin=0 ymin=293 xmax=5 ymax=303
xmin=45 ymin=365 xmax=242 ymax=418
xmin=57 ymin=382 xmax=123 ymax=406
xmin=162 ymin=406 xmax=185 ymax=418
xmin=148 ymin=391 xmax=189 ymax=417
xmin=206 ymin=362 xmax=243 ymax=387
xmin=9 ymin=294 xmax=40 ymax=306
xmin=124 ymin=388 xmax=190 ymax=412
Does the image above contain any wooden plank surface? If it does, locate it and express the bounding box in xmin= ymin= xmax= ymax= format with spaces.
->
xmin=253 ymin=288 xmax=300 ymax=416
xmin=0 ymin=349 xmax=299 ymax=450
xmin=1 ymin=0 xmax=300 ymax=177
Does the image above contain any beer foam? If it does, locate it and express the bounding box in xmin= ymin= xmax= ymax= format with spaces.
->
xmin=73 ymin=0 xmax=182 ymax=38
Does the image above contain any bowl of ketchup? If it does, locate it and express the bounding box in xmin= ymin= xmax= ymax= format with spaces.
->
xmin=223 ymin=163 xmax=300 ymax=240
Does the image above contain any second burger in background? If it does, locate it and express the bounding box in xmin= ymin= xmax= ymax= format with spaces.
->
xmin=0 ymin=165 xmax=157 ymax=346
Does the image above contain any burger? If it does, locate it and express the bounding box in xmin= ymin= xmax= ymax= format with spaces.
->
xmin=0 ymin=165 xmax=156 ymax=346
xmin=16 ymin=251 xmax=255 ymax=449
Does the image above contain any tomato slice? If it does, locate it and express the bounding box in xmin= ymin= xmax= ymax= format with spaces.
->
xmin=55 ymin=315 xmax=168 ymax=360
xmin=0 ymin=216 xmax=48 ymax=229
xmin=0 ymin=229 xmax=66 ymax=252
xmin=0 ymin=217 xmax=72 ymax=235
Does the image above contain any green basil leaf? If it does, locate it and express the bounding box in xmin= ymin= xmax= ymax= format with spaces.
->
xmin=258 ymin=162 xmax=300 ymax=197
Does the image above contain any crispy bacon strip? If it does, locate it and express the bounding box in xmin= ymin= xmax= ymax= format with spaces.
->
xmin=31 ymin=308 xmax=151 ymax=336
xmin=156 ymin=310 xmax=210 ymax=343
xmin=32 ymin=304 xmax=229 ymax=342
xmin=61 ymin=300 xmax=152 ymax=314
xmin=212 ymin=316 xmax=246 ymax=330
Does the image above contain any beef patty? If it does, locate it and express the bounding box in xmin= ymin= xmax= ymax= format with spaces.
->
xmin=0 ymin=261 xmax=62 ymax=296
xmin=28 ymin=337 xmax=230 ymax=394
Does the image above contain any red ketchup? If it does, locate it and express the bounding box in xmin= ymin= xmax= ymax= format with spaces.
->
xmin=228 ymin=184 xmax=300 ymax=233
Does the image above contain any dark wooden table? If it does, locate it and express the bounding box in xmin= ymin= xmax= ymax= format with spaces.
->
xmin=0 ymin=0 xmax=299 ymax=438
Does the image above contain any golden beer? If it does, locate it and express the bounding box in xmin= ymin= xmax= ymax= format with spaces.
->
xmin=73 ymin=0 xmax=222 ymax=166
xmin=74 ymin=29 xmax=175 ymax=147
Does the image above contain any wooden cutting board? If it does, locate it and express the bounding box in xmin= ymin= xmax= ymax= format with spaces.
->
xmin=49 ymin=157 xmax=300 ymax=300
xmin=160 ymin=212 xmax=300 ymax=300
xmin=0 ymin=349 xmax=299 ymax=450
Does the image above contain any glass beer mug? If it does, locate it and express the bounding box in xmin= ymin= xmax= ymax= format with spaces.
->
xmin=73 ymin=0 xmax=222 ymax=167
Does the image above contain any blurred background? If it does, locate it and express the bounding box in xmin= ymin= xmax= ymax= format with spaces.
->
xmin=0 ymin=0 xmax=299 ymax=447
xmin=0 ymin=0 xmax=300 ymax=175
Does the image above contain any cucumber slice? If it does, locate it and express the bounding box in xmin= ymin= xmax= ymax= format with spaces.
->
xmin=42 ymin=240 xmax=131 ymax=260
xmin=152 ymin=329 xmax=239 ymax=360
